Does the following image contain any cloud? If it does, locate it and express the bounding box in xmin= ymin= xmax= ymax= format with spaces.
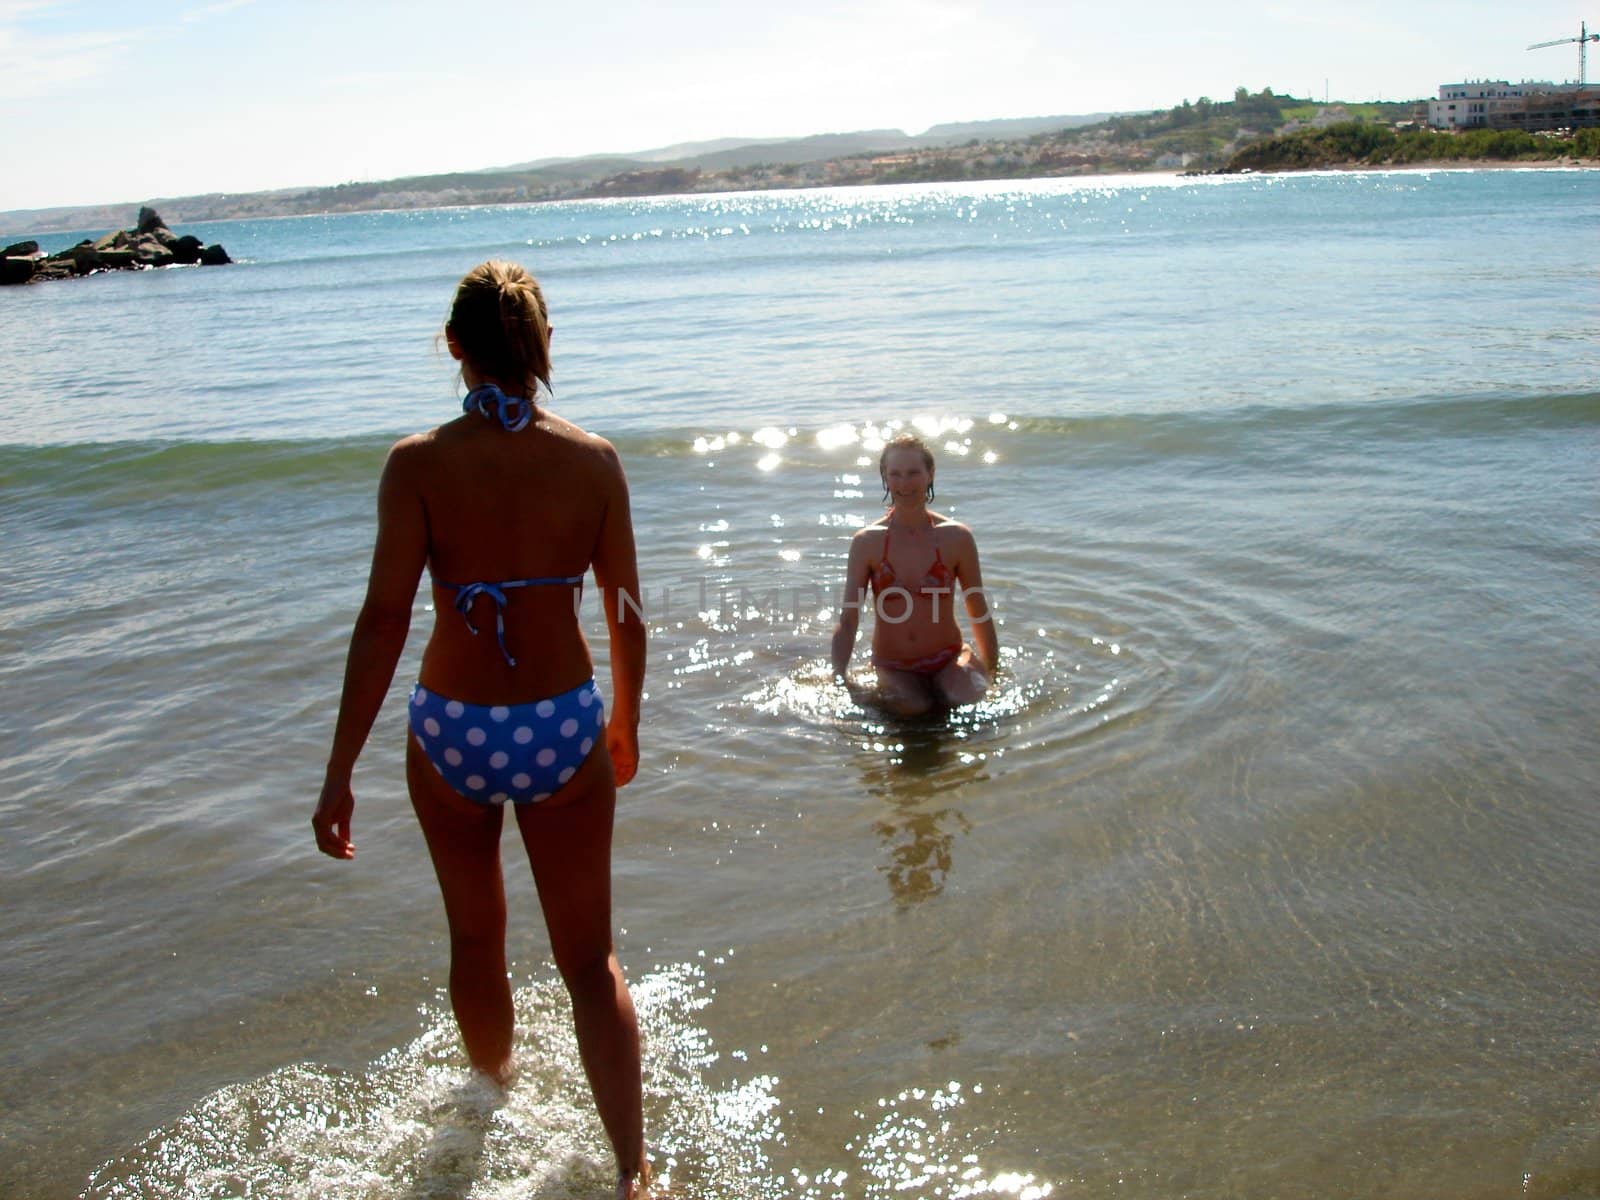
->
xmin=0 ymin=0 xmax=64 ymax=19
xmin=0 ymin=2 xmax=145 ymax=102
xmin=0 ymin=28 xmax=142 ymax=102
xmin=181 ymin=0 xmax=255 ymax=23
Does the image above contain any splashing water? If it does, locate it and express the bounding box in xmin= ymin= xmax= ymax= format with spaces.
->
xmin=81 ymin=962 xmax=1046 ymax=1200
xmin=82 ymin=965 xmax=780 ymax=1200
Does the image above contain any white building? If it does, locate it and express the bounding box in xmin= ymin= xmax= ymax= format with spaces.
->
xmin=1428 ymin=80 xmax=1587 ymax=129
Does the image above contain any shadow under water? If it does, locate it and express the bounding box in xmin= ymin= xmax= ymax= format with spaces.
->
xmin=852 ymin=717 xmax=986 ymax=908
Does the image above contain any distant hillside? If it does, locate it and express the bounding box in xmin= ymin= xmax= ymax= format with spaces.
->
xmin=676 ymin=130 xmax=919 ymax=171
xmin=916 ymin=113 xmax=1111 ymax=141
xmin=677 ymin=117 xmax=1119 ymax=171
xmin=14 ymin=95 xmax=1498 ymax=237
xmin=492 ymin=136 xmax=760 ymax=171
xmin=0 ymin=112 xmax=1120 ymax=234
xmin=510 ymin=117 xmax=1115 ymax=173
xmin=0 ymin=158 xmax=652 ymax=234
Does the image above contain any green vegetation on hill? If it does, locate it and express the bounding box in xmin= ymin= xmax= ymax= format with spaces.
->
xmin=770 ymin=88 xmax=1321 ymax=188
xmin=1225 ymin=122 xmax=1600 ymax=171
xmin=1098 ymin=87 xmax=1295 ymax=170
xmin=1277 ymin=100 xmax=1417 ymax=123
xmin=1095 ymin=89 xmax=1414 ymax=168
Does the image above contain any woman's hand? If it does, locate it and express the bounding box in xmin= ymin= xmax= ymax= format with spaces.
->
xmin=607 ymin=716 xmax=640 ymax=787
xmin=312 ymin=772 xmax=356 ymax=859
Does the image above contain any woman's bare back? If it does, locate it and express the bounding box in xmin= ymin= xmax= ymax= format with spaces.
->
xmin=406 ymin=409 xmax=629 ymax=704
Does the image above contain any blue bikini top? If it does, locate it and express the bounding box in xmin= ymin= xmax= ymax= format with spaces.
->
xmin=439 ymin=381 xmax=579 ymax=667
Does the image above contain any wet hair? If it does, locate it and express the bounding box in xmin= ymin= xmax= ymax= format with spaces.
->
xmin=878 ymin=433 xmax=936 ymax=504
xmin=446 ymin=260 xmax=552 ymax=400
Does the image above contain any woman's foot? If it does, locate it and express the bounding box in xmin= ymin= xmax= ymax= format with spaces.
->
xmin=473 ymin=1056 xmax=516 ymax=1089
xmin=617 ymin=1160 xmax=653 ymax=1199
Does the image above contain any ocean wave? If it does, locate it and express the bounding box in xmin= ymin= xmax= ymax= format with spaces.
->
xmin=0 ymin=437 xmax=392 ymax=501
xmin=3 ymin=390 xmax=1593 ymax=502
xmin=616 ymin=390 xmax=1600 ymax=461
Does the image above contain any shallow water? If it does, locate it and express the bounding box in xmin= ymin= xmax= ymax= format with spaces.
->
xmin=2 ymin=171 xmax=1598 ymax=1198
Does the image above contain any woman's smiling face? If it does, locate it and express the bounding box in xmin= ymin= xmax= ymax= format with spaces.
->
xmin=882 ymin=445 xmax=932 ymax=505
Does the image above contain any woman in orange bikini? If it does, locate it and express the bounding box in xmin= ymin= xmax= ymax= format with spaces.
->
xmin=830 ymin=433 xmax=998 ymax=715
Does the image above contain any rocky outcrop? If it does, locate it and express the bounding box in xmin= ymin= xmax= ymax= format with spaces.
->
xmin=1 ymin=255 xmax=38 ymax=285
xmin=1 ymin=241 xmax=41 ymax=284
xmin=1 ymin=207 xmax=230 ymax=285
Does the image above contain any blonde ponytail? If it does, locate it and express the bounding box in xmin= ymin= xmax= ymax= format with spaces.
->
xmin=447 ymin=260 xmax=552 ymax=400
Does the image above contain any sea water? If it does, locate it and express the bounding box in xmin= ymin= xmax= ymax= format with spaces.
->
xmin=2 ymin=170 xmax=1598 ymax=1199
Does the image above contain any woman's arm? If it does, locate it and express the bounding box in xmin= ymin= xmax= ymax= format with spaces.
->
xmin=830 ymin=532 xmax=872 ymax=678
xmin=955 ymin=528 xmax=999 ymax=674
xmin=590 ymin=442 xmax=646 ymax=787
xmin=312 ymin=440 xmax=429 ymax=859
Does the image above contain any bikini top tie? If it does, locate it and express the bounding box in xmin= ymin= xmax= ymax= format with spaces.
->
xmin=436 ymin=574 xmax=583 ymax=667
xmin=463 ymin=383 xmax=532 ymax=432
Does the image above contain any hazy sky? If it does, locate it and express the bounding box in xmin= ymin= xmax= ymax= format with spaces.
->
xmin=3 ymin=0 xmax=1593 ymax=211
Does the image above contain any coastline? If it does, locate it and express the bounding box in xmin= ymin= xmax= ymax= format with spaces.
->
xmin=6 ymin=157 xmax=1593 ymax=246
xmin=8 ymin=85 xmax=1594 ymax=237
xmin=1226 ymin=156 xmax=1596 ymax=174
xmin=11 ymin=155 xmax=1597 ymax=240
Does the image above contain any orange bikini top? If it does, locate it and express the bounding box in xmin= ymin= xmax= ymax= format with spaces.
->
xmin=871 ymin=517 xmax=956 ymax=594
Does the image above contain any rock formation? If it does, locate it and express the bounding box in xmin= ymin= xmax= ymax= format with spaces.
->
xmin=0 ymin=207 xmax=230 ymax=285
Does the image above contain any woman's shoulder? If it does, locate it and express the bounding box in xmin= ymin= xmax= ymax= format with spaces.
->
xmin=400 ymin=415 xmax=477 ymax=454
xmin=374 ymin=428 xmax=447 ymax=501
xmin=853 ymin=518 xmax=890 ymax=542
xmin=526 ymin=411 xmax=631 ymax=504
xmin=384 ymin=427 xmax=442 ymax=470
xmin=536 ymin=409 xmax=620 ymax=459
xmin=931 ymin=512 xmax=977 ymax=544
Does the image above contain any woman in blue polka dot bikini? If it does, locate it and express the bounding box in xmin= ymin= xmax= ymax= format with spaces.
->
xmin=312 ymin=261 xmax=652 ymax=1199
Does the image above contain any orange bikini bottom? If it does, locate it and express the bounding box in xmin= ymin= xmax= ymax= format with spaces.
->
xmin=872 ymin=643 xmax=961 ymax=677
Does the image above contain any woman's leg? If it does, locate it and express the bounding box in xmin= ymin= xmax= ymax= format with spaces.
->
xmin=513 ymin=747 xmax=646 ymax=1192
xmin=875 ymin=665 xmax=937 ymax=716
xmin=934 ymin=644 xmax=989 ymax=707
xmin=407 ymin=738 xmax=516 ymax=1083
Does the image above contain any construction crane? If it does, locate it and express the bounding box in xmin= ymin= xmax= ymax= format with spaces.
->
xmin=1527 ymin=21 xmax=1600 ymax=86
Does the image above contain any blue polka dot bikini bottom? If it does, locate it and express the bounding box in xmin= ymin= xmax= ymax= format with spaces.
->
xmin=408 ymin=679 xmax=606 ymax=805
